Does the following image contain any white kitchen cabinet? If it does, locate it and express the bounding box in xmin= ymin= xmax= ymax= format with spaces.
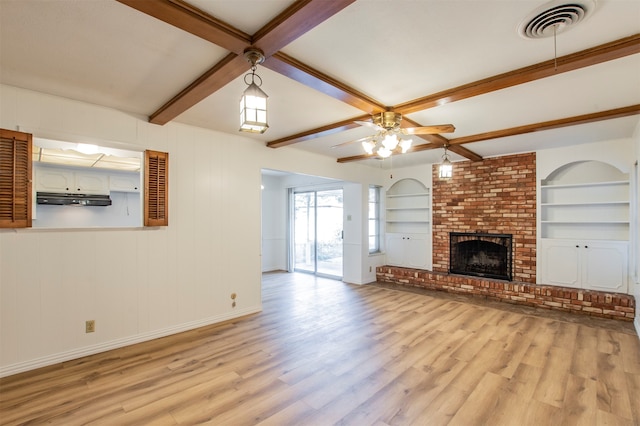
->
xmin=385 ymin=178 xmax=431 ymax=269
xmin=109 ymin=172 xmax=140 ymax=192
xmin=75 ymin=171 xmax=109 ymax=194
xmin=539 ymin=239 xmax=628 ymax=292
xmin=35 ymin=168 xmax=74 ymax=192
xmin=35 ymin=166 xmax=110 ymax=194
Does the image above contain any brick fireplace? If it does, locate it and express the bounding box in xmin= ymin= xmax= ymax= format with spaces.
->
xmin=432 ymin=153 xmax=536 ymax=282
xmin=376 ymin=153 xmax=635 ymax=321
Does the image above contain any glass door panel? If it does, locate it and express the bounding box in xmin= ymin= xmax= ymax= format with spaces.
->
xmin=316 ymin=189 xmax=343 ymax=277
xmin=294 ymin=192 xmax=315 ymax=272
xmin=293 ymin=189 xmax=343 ymax=278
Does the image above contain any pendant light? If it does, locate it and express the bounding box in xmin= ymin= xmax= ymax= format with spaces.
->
xmin=439 ymin=144 xmax=453 ymax=179
xmin=239 ymin=48 xmax=269 ymax=134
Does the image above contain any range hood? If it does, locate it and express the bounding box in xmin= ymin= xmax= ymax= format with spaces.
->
xmin=37 ymin=192 xmax=112 ymax=206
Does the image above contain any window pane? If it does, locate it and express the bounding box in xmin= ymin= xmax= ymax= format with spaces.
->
xmin=368 ymin=185 xmax=381 ymax=253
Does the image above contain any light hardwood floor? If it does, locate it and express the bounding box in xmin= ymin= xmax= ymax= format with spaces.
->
xmin=1 ymin=272 xmax=639 ymax=425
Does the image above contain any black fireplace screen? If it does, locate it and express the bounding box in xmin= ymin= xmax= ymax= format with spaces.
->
xmin=449 ymin=232 xmax=513 ymax=281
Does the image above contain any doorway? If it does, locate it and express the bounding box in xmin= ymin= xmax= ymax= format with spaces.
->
xmin=293 ymin=188 xmax=343 ymax=278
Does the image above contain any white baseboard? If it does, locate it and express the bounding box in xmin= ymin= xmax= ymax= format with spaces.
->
xmin=0 ymin=305 xmax=261 ymax=378
xmin=635 ymin=316 xmax=640 ymax=339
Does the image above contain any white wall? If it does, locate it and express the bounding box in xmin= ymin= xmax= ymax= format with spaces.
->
xmin=633 ymin=121 xmax=640 ymax=336
xmin=261 ymin=174 xmax=287 ymax=272
xmin=0 ymin=84 xmax=383 ymax=376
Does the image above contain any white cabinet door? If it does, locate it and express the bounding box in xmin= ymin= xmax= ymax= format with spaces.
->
xmin=582 ymin=241 xmax=628 ymax=292
xmin=75 ymin=172 xmax=109 ymax=194
xmin=109 ymin=174 xmax=140 ymax=192
xmin=386 ymin=233 xmax=406 ymax=266
xmin=386 ymin=233 xmax=430 ymax=269
xmin=539 ymin=239 xmax=580 ymax=288
xmin=539 ymin=239 xmax=628 ymax=292
xmin=405 ymin=234 xmax=430 ymax=269
xmin=35 ymin=168 xmax=74 ymax=192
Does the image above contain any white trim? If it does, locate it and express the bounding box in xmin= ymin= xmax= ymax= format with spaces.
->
xmin=0 ymin=305 xmax=261 ymax=378
xmin=635 ymin=316 xmax=640 ymax=339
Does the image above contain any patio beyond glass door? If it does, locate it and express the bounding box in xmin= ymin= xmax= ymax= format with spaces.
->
xmin=293 ymin=189 xmax=343 ymax=278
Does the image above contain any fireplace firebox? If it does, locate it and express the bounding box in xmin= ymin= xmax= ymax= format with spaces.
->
xmin=449 ymin=232 xmax=513 ymax=281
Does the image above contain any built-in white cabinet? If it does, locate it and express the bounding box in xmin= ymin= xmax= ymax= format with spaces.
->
xmin=538 ymin=239 xmax=628 ymax=292
xmin=386 ymin=233 xmax=430 ymax=269
xmin=109 ymin=172 xmax=140 ymax=193
xmin=385 ymin=178 xmax=431 ymax=269
xmin=36 ymin=167 xmax=109 ymax=195
xmin=35 ymin=165 xmax=140 ymax=194
xmin=538 ymin=160 xmax=630 ymax=292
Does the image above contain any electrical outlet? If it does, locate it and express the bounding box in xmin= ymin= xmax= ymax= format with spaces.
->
xmin=85 ymin=320 xmax=95 ymax=333
xmin=369 ymin=266 xmax=372 ymax=272
xmin=231 ymin=293 xmax=237 ymax=308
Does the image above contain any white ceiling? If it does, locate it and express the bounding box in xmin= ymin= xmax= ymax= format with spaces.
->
xmin=1 ymin=0 xmax=639 ymax=170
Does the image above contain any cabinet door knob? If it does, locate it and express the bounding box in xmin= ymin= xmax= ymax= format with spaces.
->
xmin=585 ymin=245 xmax=588 ymax=248
xmin=576 ymin=245 xmax=579 ymax=248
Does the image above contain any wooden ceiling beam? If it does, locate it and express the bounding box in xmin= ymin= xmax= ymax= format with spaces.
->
xmin=276 ymin=35 xmax=639 ymax=155
xmin=149 ymin=53 xmax=246 ymax=125
xmin=264 ymin=53 xmax=386 ymax=115
xmin=253 ymin=0 xmax=357 ymax=57
xmin=447 ymin=145 xmax=483 ymax=162
xmin=115 ymin=0 xmax=250 ymax=54
xmin=337 ymin=105 xmax=640 ymax=164
xmin=448 ymin=104 xmax=640 ymax=146
xmin=267 ymin=115 xmax=371 ymax=148
xmin=122 ymin=0 xmax=356 ymax=125
xmin=394 ymin=34 xmax=640 ymax=115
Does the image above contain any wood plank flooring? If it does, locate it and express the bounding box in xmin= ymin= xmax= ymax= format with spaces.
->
xmin=1 ymin=272 xmax=639 ymax=425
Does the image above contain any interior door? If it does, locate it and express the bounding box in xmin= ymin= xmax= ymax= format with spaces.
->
xmin=293 ymin=189 xmax=343 ymax=278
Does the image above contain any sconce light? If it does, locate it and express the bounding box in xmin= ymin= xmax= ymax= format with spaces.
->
xmin=439 ymin=145 xmax=453 ymax=179
xmin=239 ymin=48 xmax=268 ymax=134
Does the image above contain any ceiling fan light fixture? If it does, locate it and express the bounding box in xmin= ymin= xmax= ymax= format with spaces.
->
xmin=399 ymin=138 xmax=412 ymax=153
xmin=240 ymin=48 xmax=269 ymax=134
xmin=382 ymin=134 xmax=399 ymax=150
xmin=362 ymin=140 xmax=375 ymax=155
xmin=377 ymin=147 xmax=392 ymax=158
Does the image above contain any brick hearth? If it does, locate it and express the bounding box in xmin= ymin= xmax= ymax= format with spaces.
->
xmin=376 ymin=266 xmax=635 ymax=321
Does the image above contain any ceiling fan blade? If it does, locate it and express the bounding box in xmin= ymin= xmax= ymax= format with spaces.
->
xmin=331 ymin=135 xmax=374 ymax=149
xmin=403 ymin=124 xmax=455 ymax=135
xmin=354 ymin=120 xmax=383 ymax=130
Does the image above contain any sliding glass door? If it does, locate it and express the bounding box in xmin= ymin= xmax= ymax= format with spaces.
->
xmin=293 ymin=189 xmax=343 ymax=278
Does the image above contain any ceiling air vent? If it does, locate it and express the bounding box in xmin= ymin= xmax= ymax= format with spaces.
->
xmin=517 ymin=0 xmax=596 ymax=39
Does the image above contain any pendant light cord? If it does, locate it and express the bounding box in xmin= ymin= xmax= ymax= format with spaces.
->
xmin=553 ymin=25 xmax=558 ymax=71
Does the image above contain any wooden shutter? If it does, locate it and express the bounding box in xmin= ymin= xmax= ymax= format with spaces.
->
xmin=144 ymin=150 xmax=168 ymax=226
xmin=0 ymin=129 xmax=32 ymax=228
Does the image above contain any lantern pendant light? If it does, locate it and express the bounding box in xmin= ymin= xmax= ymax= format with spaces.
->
xmin=439 ymin=144 xmax=453 ymax=179
xmin=239 ymin=48 xmax=269 ymax=134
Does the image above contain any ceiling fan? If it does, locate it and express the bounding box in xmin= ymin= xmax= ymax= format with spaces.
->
xmin=332 ymin=111 xmax=455 ymax=158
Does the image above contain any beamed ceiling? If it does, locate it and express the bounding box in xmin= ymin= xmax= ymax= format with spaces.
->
xmin=1 ymin=0 xmax=639 ymax=169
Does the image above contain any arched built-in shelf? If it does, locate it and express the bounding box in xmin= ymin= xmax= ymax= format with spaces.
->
xmin=538 ymin=160 xmax=629 ymax=293
xmin=385 ymin=178 xmax=431 ymax=269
